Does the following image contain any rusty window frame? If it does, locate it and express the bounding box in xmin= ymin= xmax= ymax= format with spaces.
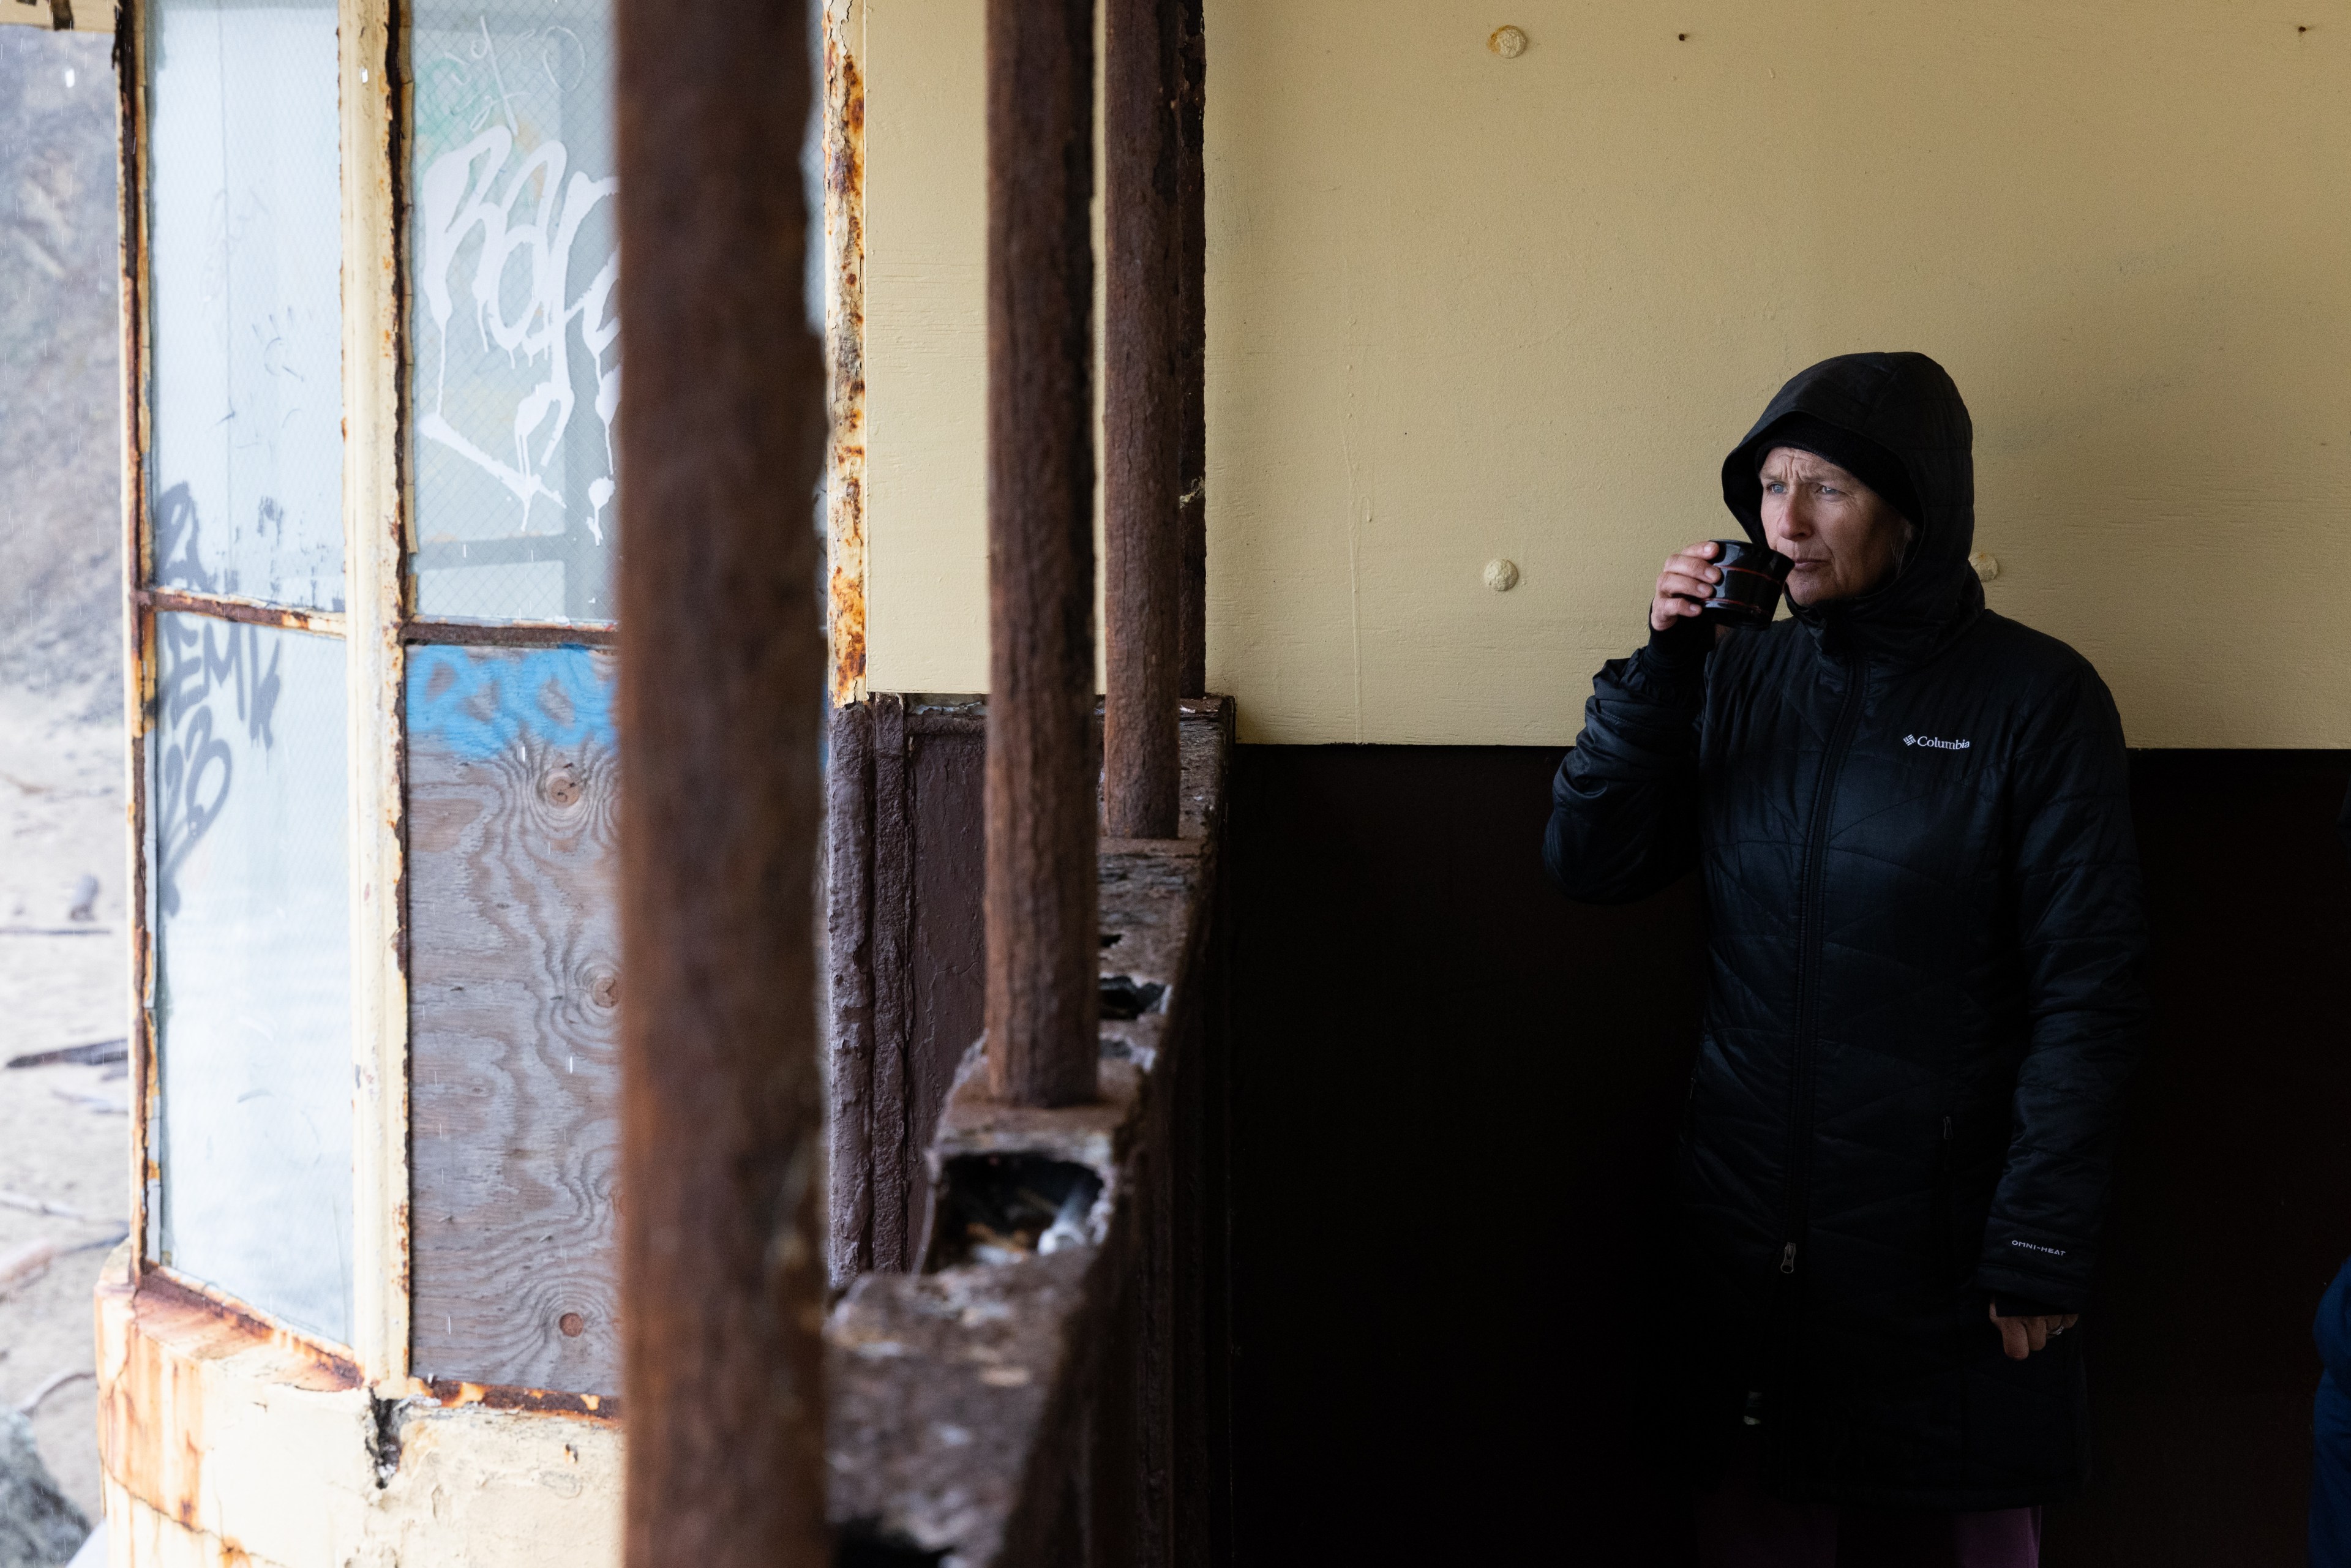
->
xmin=120 ymin=0 xmax=623 ymax=1403
xmin=116 ymin=0 xmax=487 ymax=1390
xmin=116 ymin=0 xmax=839 ymax=1415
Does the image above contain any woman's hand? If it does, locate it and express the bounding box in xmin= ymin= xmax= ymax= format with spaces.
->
xmin=1652 ymin=540 xmax=1724 ymax=633
xmin=1989 ymin=1300 xmax=2080 ymax=1360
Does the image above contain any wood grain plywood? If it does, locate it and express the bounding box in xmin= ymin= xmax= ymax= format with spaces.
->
xmin=407 ymin=643 xmax=621 ymax=1394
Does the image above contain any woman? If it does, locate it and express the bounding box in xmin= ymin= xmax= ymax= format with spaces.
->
xmin=1545 ymin=352 xmax=2150 ymax=1566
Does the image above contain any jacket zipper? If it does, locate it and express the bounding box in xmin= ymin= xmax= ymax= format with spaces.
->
xmin=1779 ymin=650 xmax=1868 ymax=1280
xmin=1933 ymin=1114 xmax=1954 ymax=1283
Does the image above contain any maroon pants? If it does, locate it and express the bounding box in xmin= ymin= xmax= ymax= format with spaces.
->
xmin=1697 ymin=1439 xmax=2042 ymax=1568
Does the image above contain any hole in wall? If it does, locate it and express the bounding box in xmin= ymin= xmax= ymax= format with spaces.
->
xmin=926 ymin=1153 xmax=1103 ymax=1270
xmin=1098 ymin=975 xmax=1165 ymax=1021
xmin=366 ymin=1395 xmax=406 ymax=1488
xmin=834 ymin=1524 xmax=948 ymax=1567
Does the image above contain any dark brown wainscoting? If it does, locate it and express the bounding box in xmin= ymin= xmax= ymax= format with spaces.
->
xmin=827 ymin=699 xmax=1229 ymax=1280
xmin=2049 ymin=749 xmax=2351 ymax=1568
xmin=1223 ymin=744 xmax=2351 ymax=1567
xmin=827 ymin=698 xmax=988 ymax=1274
xmin=1224 ymin=743 xmax=1706 ymax=1563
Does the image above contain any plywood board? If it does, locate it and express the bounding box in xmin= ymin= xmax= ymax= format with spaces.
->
xmin=407 ymin=644 xmax=621 ymax=1393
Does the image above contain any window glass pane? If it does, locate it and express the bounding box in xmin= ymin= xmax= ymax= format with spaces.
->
xmin=148 ymin=0 xmax=345 ymax=611
xmin=410 ymin=0 xmax=620 ymax=625
xmin=153 ymin=613 xmax=351 ymax=1341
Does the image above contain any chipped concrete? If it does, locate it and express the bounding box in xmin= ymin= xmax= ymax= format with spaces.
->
xmin=94 ymin=1250 xmax=621 ymax=1567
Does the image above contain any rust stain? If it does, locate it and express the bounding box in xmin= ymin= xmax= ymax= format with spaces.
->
xmin=97 ymin=1267 xmax=211 ymax=1530
xmin=134 ymin=587 xmax=342 ymax=636
xmin=130 ymin=620 xmax=157 ymax=740
xmin=136 ymin=1270 xmax=366 ymax=1389
xmin=424 ymin=1377 xmax=621 ymax=1422
xmin=138 ymin=1012 xmax=161 ymax=1185
xmin=825 ymin=24 xmax=868 ymax=707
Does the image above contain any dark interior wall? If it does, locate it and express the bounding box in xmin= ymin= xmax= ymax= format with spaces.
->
xmin=2047 ymin=750 xmax=2351 ymax=1567
xmin=827 ymin=699 xmax=987 ymax=1274
xmin=1224 ymin=743 xmax=2351 ymax=1567
xmin=1224 ymin=745 xmax=1704 ymax=1563
xmin=906 ymin=719 xmax=986 ymax=1230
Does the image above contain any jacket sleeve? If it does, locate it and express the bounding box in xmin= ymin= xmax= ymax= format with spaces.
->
xmin=1975 ymin=664 xmax=2150 ymax=1313
xmin=2317 ymin=1256 xmax=2351 ymax=1379
xmin=1542 ymin=621 xmax=1709 ymax=905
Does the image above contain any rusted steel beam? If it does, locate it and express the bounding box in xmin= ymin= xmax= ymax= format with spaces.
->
xmin=987 ymin=0 xmax=1104 ymax=1109
xmin=1103 ymin=0 xmax=1185 ymax=840
xmin=403 ymin=618 xmax=618 ymax=648
xmin=1176 ymin=0 xmax=1207 ymax=699
xmin=132 ymin=587 xmax=345 ymax=636
xmin=984 ymin=0 xmax=1100 ymax=1108
xmin=613 ymin=0 xmax=830 ymax=1558
xmin=824 ymin=0 xmax=869 ymax=706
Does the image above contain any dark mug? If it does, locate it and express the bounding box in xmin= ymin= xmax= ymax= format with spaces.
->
xmin=1701 ymin=539 xmax=1794 ymax=626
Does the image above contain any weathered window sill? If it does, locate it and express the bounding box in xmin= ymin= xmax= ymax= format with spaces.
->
xmin=826 ymin=697 xmax=1232 ymax=1566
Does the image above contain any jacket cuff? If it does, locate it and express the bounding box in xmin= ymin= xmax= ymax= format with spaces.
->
xmin=1991 ymin=1292 xmax=2068 ymax=1320
xmin=1637 ymin=614 xmax=1712 ymax=678
xmin=1976 ymin=1264 xmax=2087 ymax=1316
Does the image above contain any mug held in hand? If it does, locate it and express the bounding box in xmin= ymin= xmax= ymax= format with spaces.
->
xmin=1701 ymin=539 xmax=1795 ymax=626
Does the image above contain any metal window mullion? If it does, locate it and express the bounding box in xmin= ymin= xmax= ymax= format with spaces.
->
xmin=342 ymin=0 xmax=408 ymax=1388
xmin=133 ymin=588 xmax=349 ymax=636
xmin=824 ymin=0 xmax=867 ymax=708
xmin=119 ymin=0 xmax=159 ymax=1276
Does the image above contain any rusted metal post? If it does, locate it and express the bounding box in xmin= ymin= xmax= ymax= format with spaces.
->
xmin=613 ymin=0 xmax=829 ymax=1559
xmin=1176 ymin=0 xmax=1208 ymax=699
xmin=985 ymin=0 xmax=1099 ymax=1107
xmin=1103 ymin=0 xmax=1185 ymax=839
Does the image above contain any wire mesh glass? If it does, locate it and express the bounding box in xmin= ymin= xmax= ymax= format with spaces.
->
xmin=152 ymin=613 xmax=352 ymax=1342
xmin=147 ymin=0 xmax=345 ymax=612
xmin=408 ymin=0 xmax=620 ymax=625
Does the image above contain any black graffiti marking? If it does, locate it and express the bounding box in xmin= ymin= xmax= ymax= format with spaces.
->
xmin=152 ymin=483 xmax=340 ymax=610
xmin=154 ymin=482 xmax=217 ymax=595
xmin=156 ymin=704 xmax=232 ymax=919
xmin=152 ymin=615 xmax=285 ymax=918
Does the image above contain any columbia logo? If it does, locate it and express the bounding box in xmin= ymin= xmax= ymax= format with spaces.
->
xmin=1903 ymin=735 xmax=1971 ymax=751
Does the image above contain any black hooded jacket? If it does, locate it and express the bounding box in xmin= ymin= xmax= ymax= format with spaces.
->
xmin=1545 ymin=353 xmax=2148 ymax=1509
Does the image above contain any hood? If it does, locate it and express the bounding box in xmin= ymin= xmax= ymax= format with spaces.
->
xmin=1719 ymin=351 xmax=1982 ymax=662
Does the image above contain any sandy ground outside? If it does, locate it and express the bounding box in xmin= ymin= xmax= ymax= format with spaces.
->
xmin=0 ymin=681 xmax=130 ymax=1522
xmin=1 ymin=20 xmax=135 ymax=1536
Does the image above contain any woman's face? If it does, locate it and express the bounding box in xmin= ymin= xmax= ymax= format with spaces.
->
xmin=1758 ymin=446 xmax=1912 ymax=606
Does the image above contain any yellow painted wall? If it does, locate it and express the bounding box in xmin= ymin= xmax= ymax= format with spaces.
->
xmin=863 ymin=1 xmax=2351 ymax=746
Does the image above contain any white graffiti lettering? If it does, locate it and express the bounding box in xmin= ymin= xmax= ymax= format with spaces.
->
xmin=416 ymin=86 xmax=619 ymax=542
